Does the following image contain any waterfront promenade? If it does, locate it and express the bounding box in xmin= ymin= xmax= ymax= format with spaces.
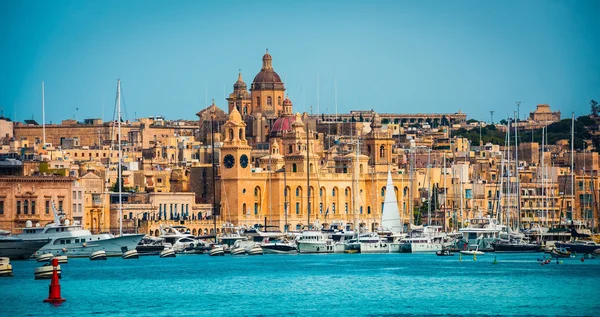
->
xmin=2 ymin=253 xmax=598 ymax=316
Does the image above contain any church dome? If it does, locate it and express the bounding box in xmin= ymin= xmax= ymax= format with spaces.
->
xmin=270 ymin=115 xmax=296 ymax=137
xmin=251 ymin=49 xmax=285 ymax=91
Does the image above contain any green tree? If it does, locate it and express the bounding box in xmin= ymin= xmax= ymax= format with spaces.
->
xmin=591 ymin=100 xmax=599 ymax=117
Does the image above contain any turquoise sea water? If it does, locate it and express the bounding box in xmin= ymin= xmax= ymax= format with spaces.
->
xmin=1 ymin=253 xmax=599 ymax=317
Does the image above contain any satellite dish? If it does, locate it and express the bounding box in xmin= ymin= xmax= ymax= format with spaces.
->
xmin=64 ymin=219 xmax=70 ymax=226
xmin=25 ymin=220 xmax=32 ymax=228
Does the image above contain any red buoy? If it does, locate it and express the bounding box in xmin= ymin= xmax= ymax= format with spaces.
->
xmin=43 ymin=258 xmax=66 ymax=304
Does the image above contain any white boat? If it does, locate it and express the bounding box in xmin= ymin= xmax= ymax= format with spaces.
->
xmin=122 ymin=249 xmax=139 ymax=259
xmin=347 ymin=232 xmax=389 ymax=253
xmin=34 ymin=264 xmax=61 ymax=279
xmin=460 ymin=245 xmax=485 ymax=256
xmin=158 ymin=225 xmax=200 ymax=253
xmin=52 ymin=255 xmax=68 ymax=264
xmin=36 ymin=253 xmax=54 ymax=263
xmin=456 ymin=217 xmax=505 ymax=250
xmin=0 ymin=257 xmax=13 ymax=277
xmin=230 ymin=247 xmax=246 ymax=255
xmin=15 ymin=204 xmax=144 ymax=258
xmin=246 ymin=244 xmax=263 ymax=255
xmin=209 ymin=245 xmax=225 ymax=256
xmin=90 ymin=250 xmax=107 ymax=260
xmin=159 ymin=248 xmax=176 ymax=258
xmin=400 ymin=226 xmax=444 ymax=253
xmin=297 ymin=231 xmax=334 ymax=253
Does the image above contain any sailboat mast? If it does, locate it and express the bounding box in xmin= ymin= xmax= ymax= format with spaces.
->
xmin=514 ymin=110 xmax=520 ymax=230
xmin=117 ymin=79 xmax=122 ymax=236
xmin=306 ymin=124 xmax=311 ymax=229
xmin=443 ymin=152 xmax=447 ymax=231
xmin=42 ymin=81 xmax=46 ymax=147
xmin=506 ymin=118 xmax=511 ymax=228
xmin=571 ymin=113 xmax=575 ymax=224
xmin=354 ymin=138 xmax=359 ymax=233
xmin=427 ymin=148 xmax=431 ymax=225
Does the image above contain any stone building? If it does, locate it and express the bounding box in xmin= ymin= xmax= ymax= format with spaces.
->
xmin=0 ymin=176 xmax=76 ymax=233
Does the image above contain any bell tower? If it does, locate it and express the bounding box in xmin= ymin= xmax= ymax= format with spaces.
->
xmin=365 ymin=112 xmax=394 ymax=171
xmin=221 ymin=107 xmax=252 ymax=179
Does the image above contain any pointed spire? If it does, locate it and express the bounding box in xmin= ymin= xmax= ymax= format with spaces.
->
xmin=237 ymin=69 xmax=243 ymax=82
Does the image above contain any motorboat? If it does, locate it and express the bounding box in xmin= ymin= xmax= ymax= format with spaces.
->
xmin=34 ymin=263 xmax=61 ymax=279
xmin=455 ymin=217 xmax=505 ymax=251
xmin=551 ymin=247 xmax=573 ymax=258
xmin=159 ymin=248 xmax=176 ymax=258
xmin=122 ymin=249 xmax=139 ymax=259
xmin=230 ymin=246 xmax=246 ymax=255
xmin=15 ymin=209 xmax=144 ymax=258
xmin=0 ymin=231 xmax=48 ymax=260
xmin=246 ymin=244 xmax=263 ymax=255
xmin=347 ymin=232 xmax=389 ymax=254
xmin=261 ymin=238 xmax=298 ymax=254
xmin=208 ymin=245 xmax=225 ymax=256
xmin=492 ymin=239 xmax=540 ymax=252
xmin=399 ymin=226 xmax=444 ymax=253
xmin=555 ymin=240 xmax=600 ymax=254
xmin=136 ymin=236 xmax=168 ymax=256
xmin=460 ymin=245 xmax=485 ymax=256
xmin=0 ymin=257 xmax=13 ymax=277
xmin=158 ymin=225 xmax=200 ymax=254
xmin=436 ymin=250 xmax=454 ymax=256
xmin=90 ymin=250 xmax=107 ymax=260
xmin=297 ymin=230 xmax=334 ymax=253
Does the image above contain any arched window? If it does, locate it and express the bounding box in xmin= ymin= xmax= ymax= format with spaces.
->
xmin=309 ymin=163 xmax=314 ymax=173
xmin=238 ymin=128 xmax=243 ymax=140
xmin=381 ymin=187 xmax=386 ymax=197
xmin=403 ymin=187 xmax=409 ymax=197
xmin=332 ymin=188 xmax=337 ymax=196
xmin=254 ymin=186 xmax=260 ymax=196
xmin=359 ymin=164 xmax=364 ymax=174
xmin=257 ymin=96 xmax=261 ymax=106
xmin=242 ymin=203 xmax=247 ymax=214
xmin=345 ymin=188 xmax=349 ymax=196
xmin=367 ymin=206 xmax=371 ymax=214
xmin=320 ymin=188 xmax=324 ymax=197
xmin=229 ymin=129 xmax=234 ymax=140
xmin=367 ymin=145 xmax=371 ymax=155
xmin=267 ymin=96 xmax=272 ymax=106
xmin=277 ymin=96 xmax=281 ymax=106
xmin=288 ymin=145 xmax=293 ymax=154
xmin=243 ymin=106 xmax=248 ymax=115
xmin=292 ymin=163 xmax=297 ymax=172
xmin=380 ymin=145 xmax=385 ymax=158
xmin=296 ymin=186 xmax=301 ymax=197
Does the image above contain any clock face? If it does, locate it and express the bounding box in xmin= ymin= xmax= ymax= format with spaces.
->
xmin=240 ymin=154 xmax=249 ymax=168
xmin=223 ymin=154 xmax=235 ymax=169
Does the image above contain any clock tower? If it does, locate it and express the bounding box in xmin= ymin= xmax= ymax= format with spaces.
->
xmin=221 ymin=106 xmax=252 ymax=179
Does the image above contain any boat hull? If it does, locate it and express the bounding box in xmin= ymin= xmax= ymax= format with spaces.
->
xmin=0 ymin=239 xmax=49 ymax=260
xmin=554 ymin=242 xmax=600 ymax=254
xmin=34 ymin=234 xmax=145 ymax=258
xmin=401 ymin=242 xmax=442 ymax=253
xmin=492 ymin=243 xmax=540 ymax=253
xmin=261 ymin=244 xmax=298 ymax=254
xmin=298 ymin=242 xmax=334 ymax=253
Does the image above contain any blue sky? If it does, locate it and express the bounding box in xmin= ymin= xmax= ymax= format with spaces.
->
xmin=1 ymin=0 xmax=598 ymax=124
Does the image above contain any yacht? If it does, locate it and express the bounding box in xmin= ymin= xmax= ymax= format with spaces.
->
xmin=347 ymin=232 xmax=389 ymax=253
xmin=261 ymin=237 xmax=298 ymax=254
xmin=0 ymin=230 xmax=48 ymax=260
xmin=136 ymin=236 xmax=168 ymax=256
xmin=455 ymin=217 xmax=505 ymax=251
xmin=555 ymin=240 xmax=600 ymax=254
xmin=400 ymin=226 xmax=444 ymax=253
xmin=158 ymin=225 xmax=201 ymax=253
xmin=14 ymin=211 xmax=144 ymax=258
xmin=297 ymin=230 xmax=334 ymax=253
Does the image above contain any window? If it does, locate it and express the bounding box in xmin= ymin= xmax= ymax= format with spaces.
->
xmin=332 ymin=188 xmax=336 ymax=197
xmin=257 ymin=96 xmax=261 ymax=106
xmin=381 ymin=187 xmax=386 ymax=197
xmin=345 ymin=203 xmax=349 ymax=214
xmin=45 ymin=201 xmax=50 ymax=214
xmin=360 ymin=206 xmax=363 ymax=214
xmin=254 ymin=203 xmax=259 ymax=215
xmin=0 ymin=201 xmax=3 ymax=215
xmin=292 ymin=163 xmax=297 ymax=172
xmin=31 ymin=201 xmax=35 ymax=215
xmin=242 ymin=203 xmax=247 ymax=215
xmin=367 ymin=206 xmax=371 ymax=214
xmin=320 ymin=188 xmax=323 ymax=197
xmin=332 ymin=203 xmax=336 ymax=214
xmin=73 ymin=204 xmax=77 ymax=214
xmin=278 ymin=96 xmax=281 ymax=106
xmin=288 ymin=145 xmax=293 ymax=154
xmin=319 ymin=203 xmax=323 ymax=214
xmin=345 ymin=188 xmax=349 ymax=196
xmin=267 ymin=96 xmax=272 ymax=107
xmin=58 ymin=201 xmax=63 ymax=211
xmin=157 ymin=178 xmax=162 ymax=183
xmin=24 ymin=200 xmax=29 ymax=215
xmin=78 ymin=191 xmax=82 ymax=200
xmin=296 ymin=187 xmax=301 ymax=197
xmin=296 ymin=202 xmax=300 ymax=214
xmin=73 ymin=191 xmax=77 ymax=199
